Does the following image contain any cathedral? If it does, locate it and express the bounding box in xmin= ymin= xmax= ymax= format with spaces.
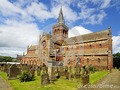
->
xmin=22 ymin=8 xmax=113 ymax=69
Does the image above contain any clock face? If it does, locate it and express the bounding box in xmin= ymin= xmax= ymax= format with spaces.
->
xmin=41 ymin=40 xmax=46 ymax=49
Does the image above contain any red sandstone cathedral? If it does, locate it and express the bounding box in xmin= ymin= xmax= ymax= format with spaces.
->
xmin=21 ymin=8 xmax=113 ymax=69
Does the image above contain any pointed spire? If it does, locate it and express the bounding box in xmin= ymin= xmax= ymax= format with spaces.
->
xmin=58 ymin=7 xmax=65 ymax=24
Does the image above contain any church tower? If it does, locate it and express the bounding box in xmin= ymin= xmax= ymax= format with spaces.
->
xmin=52 ymin=7 xmax=68 ymax=45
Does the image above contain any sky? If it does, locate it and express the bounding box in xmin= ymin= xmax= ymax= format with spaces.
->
xmin=0 ymin=0 xmax=120 ymax=57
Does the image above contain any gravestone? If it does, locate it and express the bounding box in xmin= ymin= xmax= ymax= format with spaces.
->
xmin=41 ymin=67 xmax=50 ymax=85
xmin=0 ymin=64 xmax=4 ymax=72
xmin=50 ymin=67 xmax=57 ymax=81
xmin=74 ymin=62 xmax=81 ymax=78
xmin=81 ymin=75 xmax=89 ymax=86
xmin=41 ymin=73 xmax=50 ymax=85
xmin=37 ymin=66 xmax=41 ymax=76
xmin=82 ymin=66 xmax=86 ymax=75
xmin=29 ymin=67 xmax=35 ymax=77
xmin=42 ymin=66 xmax=48 ymax=74
xmin=0 ymin=66 xmax=1 ymax=71
xmin=4 ymin=64 xmax=9 ymax=74
xmin=68 ymin=66 xmax=74 ymax=79
xmin=8 ymin=64 xmax=21 ymax=79
xmin=64 ymin=66 xmax=68 ymax=76
xmin=66 ymin=72 xmax=69 ymax=79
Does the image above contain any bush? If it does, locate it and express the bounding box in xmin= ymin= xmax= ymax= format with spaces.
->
xmin=20 ymin=72 xmax=35 ymax=82
xmin=89 ymin=65 xmax=95 ymax=73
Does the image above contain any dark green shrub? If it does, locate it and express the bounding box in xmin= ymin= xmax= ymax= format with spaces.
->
xmin=89 ymin=66 xmax=94 ymax=71
xmin=20 ymin=72 xmax=35 ymax=82
xmin=89 ymin=65 xmax=95 ymax=73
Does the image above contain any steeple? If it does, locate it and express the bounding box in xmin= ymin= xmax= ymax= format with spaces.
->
xmin=52 ymin=7 xmax=68 ymax=45
xmin=58 ymin=7 xmax=65 ymax=24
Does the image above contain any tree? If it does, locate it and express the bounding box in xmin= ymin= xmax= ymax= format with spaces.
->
xmin=0 ymin=56 xmax=13 ymax=62
xmin=113 ymin=52 xmax=120 ymax=69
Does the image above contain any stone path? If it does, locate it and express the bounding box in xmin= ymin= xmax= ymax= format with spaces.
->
xmin=79 ymin=69 xmax=120 ymax=90
xmin=0 ymin=76 xmax=12 ymax=90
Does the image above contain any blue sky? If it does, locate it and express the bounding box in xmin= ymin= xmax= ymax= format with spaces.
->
xmin=0 ymin=0 xmax=120 ymax=57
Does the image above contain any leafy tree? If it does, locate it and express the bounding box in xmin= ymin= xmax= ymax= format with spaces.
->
xmin=0 ymin=56 xmax=13 ymax=62
xmin=113 ymin=52 xmax=120 ymax=69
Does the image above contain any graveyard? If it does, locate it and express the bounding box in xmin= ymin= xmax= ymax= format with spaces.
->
xmin=0 ymin=63 xmax=110 ymax=90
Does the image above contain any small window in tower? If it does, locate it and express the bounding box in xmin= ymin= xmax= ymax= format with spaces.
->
xmin=87 ymin=58 xmax=89 ymax=63
xmin=98 ymin=58 xmax=100 ymax=63
xmin=90 ymin=44 xmax=92 ymax=48
xmin=66 ymin=47 xmax=69 ymax=51
xmin=108 ymin=33 xmax=109 ymax=36
xmin=99 ymin=44 xmax=102 ymax=47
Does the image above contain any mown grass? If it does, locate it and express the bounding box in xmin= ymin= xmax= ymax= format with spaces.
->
xmin=0 ymin=70 xmax=109 ymax=90
xmin=90 ymin=70 xmax=109 ymax=84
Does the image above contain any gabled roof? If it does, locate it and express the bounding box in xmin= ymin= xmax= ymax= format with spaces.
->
xmin=63 ymin=29 xmax=111 ymax=45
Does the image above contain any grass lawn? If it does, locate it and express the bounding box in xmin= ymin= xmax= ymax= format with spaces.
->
xmin=90 ymin=70 xmax=109 ymax=84
xmin=0 ymin=70 xmax=109 ymax=90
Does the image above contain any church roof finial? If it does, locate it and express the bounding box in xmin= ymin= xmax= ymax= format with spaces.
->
xmin=58 ymin=7 xmax=65 ymax=24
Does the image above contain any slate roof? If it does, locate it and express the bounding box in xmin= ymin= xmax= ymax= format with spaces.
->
xmin=63 ymin=29 xmax=111 ymax=45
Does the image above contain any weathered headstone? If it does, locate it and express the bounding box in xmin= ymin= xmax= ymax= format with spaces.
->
xmin=37 ymin=66 xmax=41 ymax=76
xmin=8 ymin=64 xmax=21 ymax=79
xmin=0 ymin=66 xmax=1 ymax=72
xmin=0 ymin=64 xmax=4 ymax=72
xmin=42 ymin=66 xmax=48 ymax=74
xmin=50 ymin=67 xmax=57 ymax=81
xmin=68 ymin=66 xmax=74 ymax=79
xmin=29 ymin=67 xmax=35 ymax=77
xmin=65 ymin=71 xmax=69 ymax=79
xmin=81 ymin=75 xmax=89 ymax=85
xmin=41 ymin=73 xmax=50 ymax=85
xmin=74 ymin=62 xmax=81 ymax=78
xmin=4 ymin=64 xmax=9 ymax=74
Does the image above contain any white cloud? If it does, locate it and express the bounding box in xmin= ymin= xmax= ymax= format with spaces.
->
xmin=100 ymin=0 xmax=111 ymax=9
xmin=77 ymin=0 xmax=108 ymax=25
xmin=79 ymin=6 xmax=95 ymax=20
xmin=0 ymin=0 xmax=26 ymax=17
xmin=112 ymin=35 xmax=120 ymax=53
xmin=68 ymin=26 xmax=92 ymax=37
xmin=0 ymin=0 xmax=115 ymax=25
xmin=0 ymin=21 xmax=40 ymax=57
xmin=0 ymin=21 xmax=40 ymax=48
xmin=85 ymin=10 xmax=106 ymax=25
xmin=26 ymin=2 xmax=53 ymax=22
xmin=0 ymin=47 xmax=25 ymax=57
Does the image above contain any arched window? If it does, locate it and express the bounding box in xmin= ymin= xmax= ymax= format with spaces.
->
xmin=99 ymin=44 xmax=102 ymax=47
xmin=90 ymin=44 xmax=92 ymax=48
xmin=54 ymin=29 xmax=56 ymax=35
xmin=98 ymin=58 xmax=100 ymax=63
xmin=87 ymin=58 xmax=89 ymax=63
